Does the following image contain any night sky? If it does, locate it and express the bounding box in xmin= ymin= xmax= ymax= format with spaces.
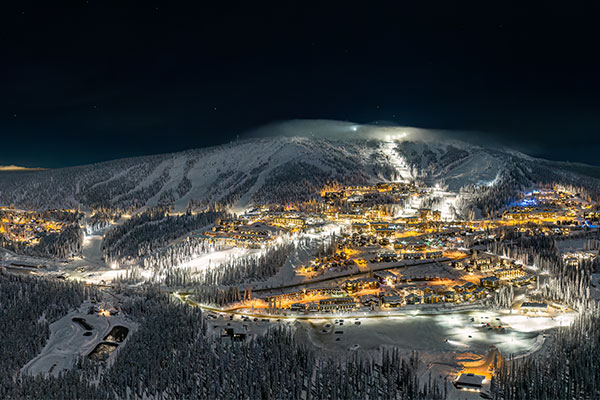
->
xmin=2 ymin=2 xmax=599 ymax=168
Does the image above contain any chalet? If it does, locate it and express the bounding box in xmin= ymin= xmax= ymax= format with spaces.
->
xmin=428 ymin=250 xmax=443 ymax=259
xmin=423 ymin=293 xmax=440 ymax=303
xmin=513 ymin=275 xmax=535 ymax=286
xmin=370 ymin=221 xmax=389 ymax=231
xmin=402 ymin=251 xmax=425 ymax=260
xmin=401 ymin=249 xmax=442 ymax=260
xmin=373 ymin=270 xmax=397 ymax=285
xmin=480 ymin=276 xmax=500 ymax=289
xmin=272 ymin=215 xmax=306 ymax=229
xmin=344 ymin=277 xmax=380 ymax=293
xmin=235 ymin=222 xmax=278 ymax=239
xmin=495 ymin=267 xmax=526 ymax=280
xmin=405 ymin=293 xmax=422 ymax=305
xmin=563 ymin=255 xmax=579 ymax=267
xmin=381 ymin=295 xmax=403 ymax=308
xmin=311 ymin=287 xmax=346 ymax=296
xmin=477 ymin=262 xmax=496 ymax=273
xmin=351 ymin=222 xmax=370 ymax=233
xmin=417 ymin=209 xmax=441 ymax=221
xmin=473 ymin=287 xmax=487 ymax=299
xmin=307 ymin=302 xmax=319 ymax=313
xmin=454 ymin=373 xmax=485 ymax=391
xmin=444 ymin=291 xmax=459 ymax=302
xmin=376 ymin=253 xmax=398 ymax=263
xmin=405 ymin=242 xmax=427 ymax=252
xmin=375 ymin=227 xmax=395 ymax=237
xmin=359 ymin=277 xmax=380 ymax=289
xmin=319 ymin=297 xmax=356 ymax=313
xmin=472 ymin=257 xmax=493 ymax=267
xmin=359 ymin=295 xmax=380 ymax=307
xmin=452 ymin=261 xmax=465 ymax=270
xmin=290 ymin=303 xmax=306 ymax=312
xmin=520 ymin=302 xmax=548 ymax=314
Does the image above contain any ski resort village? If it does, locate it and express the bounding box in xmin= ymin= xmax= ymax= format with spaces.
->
xmin=5 ymin=0 xmax=600 ymax=397
xmin=2 ymin=145 xmax=600 ymax=400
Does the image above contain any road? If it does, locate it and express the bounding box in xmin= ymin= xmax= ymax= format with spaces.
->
xmin=253 ymin=256 xmax=465 ymax=294
xmin=175 ymin=292 xmax=485 ymax=320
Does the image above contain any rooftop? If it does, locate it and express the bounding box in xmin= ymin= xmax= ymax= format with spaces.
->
xmin=455 ymin=373 xmax=485 ymax=388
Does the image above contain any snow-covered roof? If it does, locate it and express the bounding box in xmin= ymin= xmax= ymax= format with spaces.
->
xmin=455 ymin=373 xmax=485 ymax=388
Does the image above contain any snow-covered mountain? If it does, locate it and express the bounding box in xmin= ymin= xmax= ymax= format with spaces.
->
xmin=0 ymin=120 xmax=598 ymax=215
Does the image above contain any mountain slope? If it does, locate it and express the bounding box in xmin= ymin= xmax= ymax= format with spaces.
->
xmin=0 ymin=122 xmax=598 ymax=215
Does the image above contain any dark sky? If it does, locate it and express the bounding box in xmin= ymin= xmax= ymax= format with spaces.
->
xmin=1 ymin=2 xmax=599 ymax=168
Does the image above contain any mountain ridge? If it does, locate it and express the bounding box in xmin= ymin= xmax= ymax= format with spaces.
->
xmin=0 ymin=122 xmax=598 ymax=216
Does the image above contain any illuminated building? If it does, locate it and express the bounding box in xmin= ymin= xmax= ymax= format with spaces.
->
xmin=405 ymin=293 xmax=422 ymax=305
xmin=373 ymin=270 xmax=397 ymax=285
xmin=343 ymin=277 xmax=380 ymax=293
xmin=318 ymin=297 xmax=356 ymax=312
xmin=520 ymin=302 xmax=548 ymax=314
xmin=423 ymin=293 xmax=440 ymax=303
xmin=455 ymin=373 xmax=485 ymax=391
xmin=494 ymin=267 xmax=526 ymax=280
xmin=381 ymin=295 xmax=403 ymax=308
xmin=480 ymin=276 xmax=500 ymax=289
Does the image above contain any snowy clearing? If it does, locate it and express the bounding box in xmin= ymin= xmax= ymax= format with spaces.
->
xmin=22 ymin=301 xmax=137 ymax=377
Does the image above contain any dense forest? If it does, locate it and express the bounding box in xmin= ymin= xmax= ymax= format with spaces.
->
xmin=0 ymin=272 xmax=96 ymax=399
xmin=493 ymin=306 xmax=600 ymax=399
xmin=102 ymin=208 xmax=224 ymax=266
xmin=1 ymin=135 xmax=600 ymax=398
xmin=0 ymin=224 xmax=84 ymax=259
xmin=485 ymin=235 xmax=600 ymax=399
xmin=488 ymin=234 xmax=597 ymax=310
xmin=1 ymin=277 xmax=441 ymax=399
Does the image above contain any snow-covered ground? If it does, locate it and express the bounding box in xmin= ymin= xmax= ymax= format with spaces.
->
xmin=205 ymin=312 xmax=294 ymax=339
xmin=176 ymin=246 xmax=259 ymax=272
xmin=22 ymin=301 xmax=137 ymax=377
xmin=297 ymin=309 xmax=577 ymax=359
xmin=293 ymin=308 xmax=577 ymax=399
xmin=381 ymin=137 xmax=413 ymax=181
xmin=58 ymin=232 xmax=124 ymax=284
xmin=499 ymin=312 xmax=577 ymax=333
xmin=3 ymin=120 xmax=599 ymax=216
